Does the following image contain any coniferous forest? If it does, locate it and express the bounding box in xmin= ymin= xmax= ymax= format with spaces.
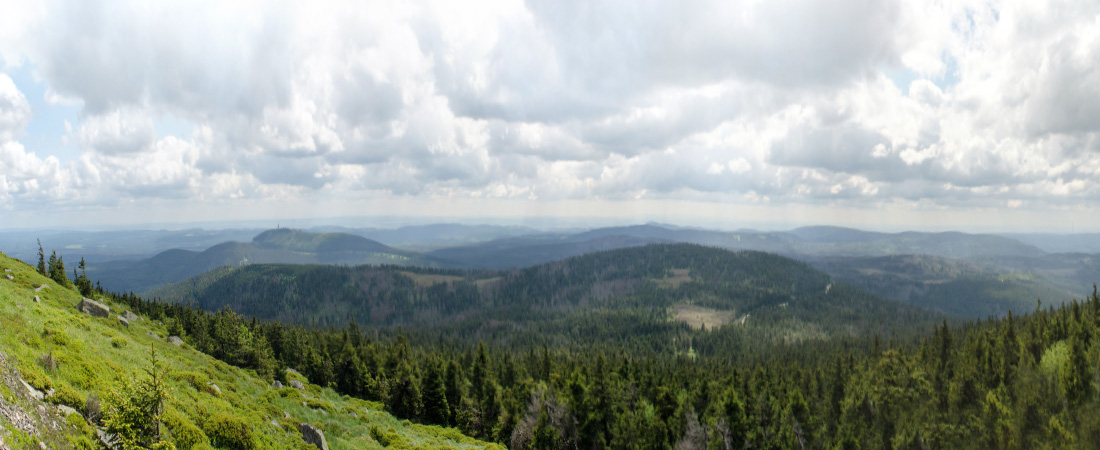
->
xmin=81 ymin=243 xmax=1100 ymax=450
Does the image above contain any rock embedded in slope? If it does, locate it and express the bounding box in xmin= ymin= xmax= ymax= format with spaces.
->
xmin=118 ymin=317 xmax=130 ymax=328
xmin=122 ymin=310 xmax=140 ymax=322
xmin=289 ymin=380 xmax=304 ymax=390
xmin=271 ymin=380 xmax=284 ymax=389
xmin=167 ymin=336 xmax=184 ymax=346
xmin=299 ymin=423 xmax=329 ymax=450
xmin=77 ymin=298 xmax=110 ymax=318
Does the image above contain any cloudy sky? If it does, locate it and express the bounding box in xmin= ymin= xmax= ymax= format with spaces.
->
xmin=1 ymin=0 xmax=1099 ymax=231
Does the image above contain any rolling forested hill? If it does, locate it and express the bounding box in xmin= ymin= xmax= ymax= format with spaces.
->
xmin=806 ymin=254 xmax=1077 ymax=318
xmin=145 ymin=243 xmax=942 ymax=357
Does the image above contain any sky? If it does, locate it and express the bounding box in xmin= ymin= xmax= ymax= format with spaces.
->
xmin=1 ymin=0 xmax=1100 ymax=232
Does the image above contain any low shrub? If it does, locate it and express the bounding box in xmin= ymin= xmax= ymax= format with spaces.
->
xmin=18 ymin=362 xmax=53 ymax=392
xmin=38 ymin=352 xmax=59 ymax=373
xmin=163 ymin=409 xmax=209 ymax=450
xmin=203 ymin=413 xmax=257 ymax=450
xmin=84 ymin=393 xmax=102 ymax=425
xmin=304 ymin=398 xmax=335 ymax=413
xmin=172 ymin=371 xmax=210 ymax=392
xmin=110 ymin=336 xmax=127 ymax=348
xmin=46 ymin=381 xmax=86 ymax=410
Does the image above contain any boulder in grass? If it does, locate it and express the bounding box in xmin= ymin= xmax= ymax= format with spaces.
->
xmin=118 ymin=316 xmax=130 ymax=328
xmin=123 ymin=310 xmax=140 ymax=322
xmin=33 ymin=295 xmax=39 ymax=303
xmin=271 ymin=380 xmax=284 ymax=389
xmin=299 ymin=423 xmax=329 ymax=450
xmin=289 ymin=380 xmax=304 ymax=390
xmin=167 ymin=336 xmax=184 ymax=346
xmin=78 ymin=298 xmax=110 ymax=318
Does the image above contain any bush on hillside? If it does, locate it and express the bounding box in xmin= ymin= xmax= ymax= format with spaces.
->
xmin=202 ymin=414 xmax=256 ymax=450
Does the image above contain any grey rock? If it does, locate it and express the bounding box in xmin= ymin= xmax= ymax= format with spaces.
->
xmin=207 ymin=383 xmax=221 ymax=396
xmin=167 ymin=336 xmax=184 ymax=346
xmin=299 ymin=423 xmax=329 ymax=450
xmin=57 ymin=405 xmax=78 ymax=416
xmin=271 ymin=419 xmax=280 ymax=427
xmin=3 ymin=268 xmax=9 ymax=271
xmin=289 ymin=380 xmax=304 ymax=390
xmin=77 ymin=298 xmax=110 ymax=318
xmin=38 ymin=441 xmax=46 ymax=450
xmin=19 ymin=378 xmax=44 ymax=400
xmin=33 ymin=295 xmax=39 ymax=303
xmin=284 ymin=411 xmax=291 ymax=419
xmin=5 ymin=274 xmax=12 ymax=281
xmin=271 ymin=380 xmax=284 ymax=389
xmin=123 ymin=310 xmax=140 ymax=322
xmin=34 ymin=284 xmax=47 ymax=292
xmin=118 ymin=317 xmax=130 ymax=328
xmin=147 ymin=332 xmax=160 ymax=339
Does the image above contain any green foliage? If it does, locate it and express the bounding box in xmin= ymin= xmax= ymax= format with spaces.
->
xmin=103 ymin=346 xmax=173 ymax=450
xmin=111 ymin=336 xmax=128 ymax=348
xmin=202 ymin=414 xmax=256 ymax=450
xmin=46 ymin=380 xmax=86 ymax=410
xmin=172 ymin=371 xmax=210 ymax=392
xmin=18 ymin=361 xmax=53 ymax=392
xmin=163 ymin=410 xmax=209 ymax=450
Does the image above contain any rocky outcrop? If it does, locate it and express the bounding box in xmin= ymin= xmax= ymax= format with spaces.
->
xmin=118 ymin=317 xmax=130 ymax=328
xmin=77 ymin=298 xmax=110 ymax=318
xmin=271 ymin=380 xmax=284 ymax=389
xmin=123 ymin=310 xmax=140 ymax=322
xmin=289 ymin=380 xmax=304 ymax=390
xmin=299 ymin=423 xmax=329 ymax=450
xmin=167 ymin=336 xmax=184 ymax=346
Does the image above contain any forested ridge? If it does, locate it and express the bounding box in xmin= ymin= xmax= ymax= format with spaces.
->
xmin=144 ymin=244 xmax=941 ymax=353
xmin=103 ymin=279 xmax=1100 ymax=449
xmin=32 ymin=241 xmax=1100 ymax=449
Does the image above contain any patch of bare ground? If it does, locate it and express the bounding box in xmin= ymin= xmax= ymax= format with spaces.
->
xmin=670 ymin=304 xmax=737 ymax=330
xmin=654 ymin=269 xmax=692 ymax=288
xmin=399 ymin=271 xmax=464 ymax=287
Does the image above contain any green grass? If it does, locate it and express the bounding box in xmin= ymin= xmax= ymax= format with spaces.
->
xmin=0 ymin=252 xmax=500 ymax=450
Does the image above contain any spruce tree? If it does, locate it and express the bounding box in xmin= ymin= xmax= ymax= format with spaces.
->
xmin=421 ymin=359 xmax=450 ymax=426
xmin=36 ymin=239 xmax=46 ymax=275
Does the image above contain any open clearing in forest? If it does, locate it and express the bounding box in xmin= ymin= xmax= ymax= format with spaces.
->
xmin=400 ymin=271 xmax=464 ymax=287
xmin=654 ymin=268 xmax=692 ymax=288
xmin=670 ymin=303 xmax=737 ymax=330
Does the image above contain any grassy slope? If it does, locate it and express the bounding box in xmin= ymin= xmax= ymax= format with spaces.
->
xmin=0 ymin=252 xmax=497 ymax=450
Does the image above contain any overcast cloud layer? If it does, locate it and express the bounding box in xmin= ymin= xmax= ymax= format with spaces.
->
xmin=2 ymin=0 xmax=1100 ymax=230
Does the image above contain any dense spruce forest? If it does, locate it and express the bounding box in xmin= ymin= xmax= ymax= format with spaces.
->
xmin=102 ymin=278 xmax=1100 ymax=449
xmin=42 ymin=243 xmax=1083 ymax=449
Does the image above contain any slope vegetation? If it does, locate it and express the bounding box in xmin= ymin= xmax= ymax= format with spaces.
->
xmin=0 ymin=251 xmax=495 ymax=450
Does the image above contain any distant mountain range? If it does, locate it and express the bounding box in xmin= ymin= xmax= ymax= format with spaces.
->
xmin=87 ymin=228 xmax=450 ymax=293
xmin=425 ymin=224 xmax=1047 ymax=269
xmin=64 ymin=223 xmax=1096 ymax=317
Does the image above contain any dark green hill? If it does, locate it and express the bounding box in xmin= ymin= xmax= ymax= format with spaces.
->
xmin=87 ymin=229 xmax=451 ymax=294
xmin=146 ymin=243 xmax=942 ymax=354
xmin=807 ymin=254 xmax=1076 ymax=318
